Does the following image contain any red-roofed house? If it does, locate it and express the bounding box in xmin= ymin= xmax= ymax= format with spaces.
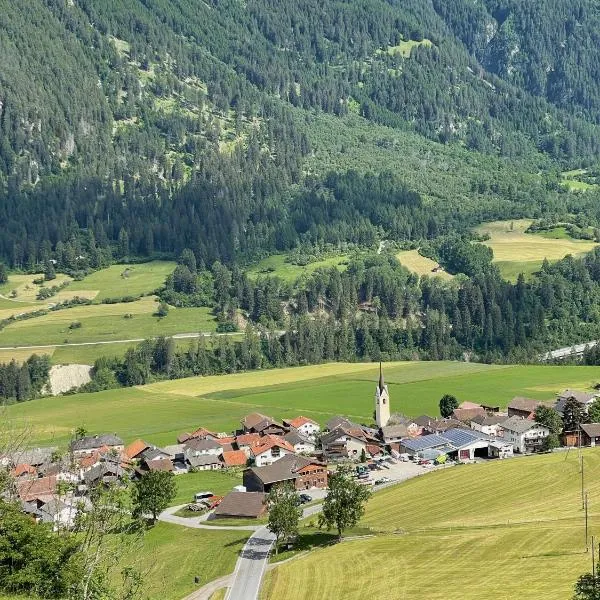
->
xmin=17 ymin=476 xmax=57 ymax=502
xmin=235 ymin=433 xmax=263 ymax=457
xmin=221 ymin=450 xmax=248 ymax=468
xmin=12 ymin=464 xmax=37 ymax=478
xmin=283 ymin=416 xmax=320 ymax=437
xmin=251 ymin=438 xmax=296 ymax=467
xmin=124 ymin=439 xmax=150 ymax=460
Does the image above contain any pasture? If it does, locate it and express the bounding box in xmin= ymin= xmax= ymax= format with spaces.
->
xmin=246 ymin=253 xmax=349 ymax=283
xmin=7 ymin=360 xmax=600 ymax=448
xmin=262 ymin=450 xmax=600 ymax=600
xmin=0 ymin=298 xmax=216 ymax=346
xmin=475 ymin=219 xmax=598 ymax=281
xmin=396 ymin=249 xmax=453 ymax=280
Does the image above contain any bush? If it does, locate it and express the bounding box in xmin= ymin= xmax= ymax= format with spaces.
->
xmin=69 ymin=321 xmax=82 ymax=329
xmin=216 ymin=321 xmax=238 ymax=333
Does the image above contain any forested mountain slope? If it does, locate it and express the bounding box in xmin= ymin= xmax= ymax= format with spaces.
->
xmin=3 ymin=0 xmax=600 ymax=267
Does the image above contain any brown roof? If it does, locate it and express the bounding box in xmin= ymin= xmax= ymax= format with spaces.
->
xmin=451 ymin=407 xmax=486 ymax=422
xmin=12 ymin=464 xmax=36 ymax=477
xmin=235 ymin=433 xmax=262 ymax=447
xmin=213 ymin=492 xmax=267 ymax=518
xmin=242 ymin=413 xmax=271 ymax=430
xmin=251 ymin=437 xmax=295 ymax=457
xmin=367 ymin=444 xmax=383 ymax=456
xmin=246 ymin=454 xmax=321 ymax=485
xmin=458 ymin=401 xmax=483 ymax=410
xmin=509 ymin=397 xmax=553 ymax=412
xmin=286 ymin=416 xmax=318 ymax=429
xmin=185 ymin=438 xmax=222 ymax=452
xmin=17 ymin=476 xmax=57 ymax=502
xmin=145 ymin=458 xmax=173 ymax=472
xmin=581 ymin=423 xmax=600 ymax=438
xmin=222 ymin=450 xmax=248 ymax=467
xmin=177 ymin=433 xmax=192 ymax=444
xmin=189 ymin=427 xmax=218 ymax=439
xmin=124 ymin=439 xmax=150 ymax=460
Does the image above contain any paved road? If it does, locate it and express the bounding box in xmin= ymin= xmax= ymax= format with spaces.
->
xmin=226 ymin=525 xmax=276 ymax=600
xmin=541 ymin=340 xmax=599 ymax=361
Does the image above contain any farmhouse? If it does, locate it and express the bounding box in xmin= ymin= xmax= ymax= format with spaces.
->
xmin=251 ymin=437 xmax=295 ymax=467
xmin=581 ymin=423 xmax=600 ymax=447
xmin=123 ymin=439 xmax=151 ymax=460
xmin=470 ymin=414 xmax=507 ymax=437
xmin=213 ymin=491 xmax=267 ymax=519
xmin=507 ymin=397 xmax=553 ymax=419
xmin=451 ymin=407 xmax=486 ymax=423
xmin=221 ymin=450 xmax=248 ymax=468
xmin=381 ymin=424 xmax=411 ymax=444
xmin=185 ymin=453 xmax=222 ymax=471
xmin=555 ymin=389 xmax=599 ymax=414
xmin=70 ymin=434 xmax=124 ymax=456
xmin=283 ymin=416 xmax=320 ymax=437
xmin=322 ymin=426 xmax=368 ymax=460
xmin=284 ymin=429 xmax=316 ymax=454
xmin=500 ymin=416 xmax=550 ymax=453
xmin=243 ymin=454 xmax=327 ymax=492
xmin=185 ymin=438 xmax=223 ymax=456
xmin=241 ymin=413 xmax=287 ymax=436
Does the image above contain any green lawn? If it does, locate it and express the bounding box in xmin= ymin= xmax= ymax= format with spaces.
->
xmin=173 ymin=471 xmax=242 ymax=505
xmin=246 ymin=253 xmax=350 ymax=283
xmin=262 ymin=450 xmax=600 ymax=600
xmin=8 ymin=361 xmax=600 ymax=448
xmin=67 ymin=261 xmax=175 ymax=301
xmin=0 ymin=298 xmax=216 ymax=346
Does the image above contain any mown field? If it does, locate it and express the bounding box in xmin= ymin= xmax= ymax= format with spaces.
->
xmin=396 ymin=249 xmax=453 ymax=280
xmin=475 ymin=219 xmax=598 ymax=281
xmin=7 ymin=361 xmax=600 ymax=448
xmin=262 ymin=450 xmax=600 ymax=600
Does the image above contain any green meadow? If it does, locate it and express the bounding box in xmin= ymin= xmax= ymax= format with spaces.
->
xmin=7 ymin=361 xmax=600 ymax=448
xmin=246 ymin=253 xmax=350 ymax=283
xmin=263 ymin=450 xmax=600 ymax=600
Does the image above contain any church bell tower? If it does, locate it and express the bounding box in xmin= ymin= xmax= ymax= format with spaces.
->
xmin=375 ymin=362 xmax=390 ymax=428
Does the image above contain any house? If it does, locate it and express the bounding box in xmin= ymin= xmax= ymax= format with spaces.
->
xmin=555 ymin=389 xmax=599 ymax=415
xmin=325 ymin=415 xmax=355 ymax=431
xmin=451 ymin=407 xmax=486 ymax=423
xmin=212 ymin=491 xmax=267 ymax=519
xmin=71 ymin=434 xmax=124 ymax=456
xmin=123 ymin=439 xmax=151 ymax=461
xmin=221 ymin=450 xmax=248 ymax=468
xmin=177 ymin=427 xmax=218 ymax=444
xmin=83 ymin=462 xmax=125 ymax=486
xmin=185 ymin=453 xmax=222 ymax=471
xmin=141 ymin=446 xmax=174 ymax=462
xmin=488 ymin=440 xmax=514 ymax=459
xmin=1 ymin=447 xmax=57 ymax=469
xmin=381 ymin=424 xmax=410 ymax=445
xmin=283 ymin=429 xmax=316 ymax=454
xmin=185 ymin=438 xmax=223 ymax=456
xmin=499 ymin=416 xmax=550 ymax=453
xmin=16 ymin=475 xmax=58 ymax=502
xmin=366 ymin=444 xmax=383 ymax=458
xmin=283 ymin=416 xmax=320 ymax=437
xmin=470 ymin=414 xmax=507 ymax=437
xmin=143 ymin=458 xmax=174 ymax=473
xmin=321 ymin=426 xmax=368 ymax=460
xmin=421 ymin=418 xmax=464 ymax=435
xmin=241 ymin=413 xmax=287 ymax=435
xmin=251 ymin=437 xmax=296 ymax=467
xmin=12 ymin=464 xmax=37 ymax=478
xmin=235 ymin=433 xmax=263 ymax=457
xmin=243 ymin=454 xmax=328 ymax=493
xmin=508 ymin=397 xmax=554 ymax=419
xmin=581 ymin=423 xmax=600 ymax=447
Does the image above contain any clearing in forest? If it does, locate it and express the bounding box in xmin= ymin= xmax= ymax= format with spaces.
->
xmin=396 ymin=249 xmax=453 ymax=280
xmin=475 ymin=219 xmax=598 ymax=281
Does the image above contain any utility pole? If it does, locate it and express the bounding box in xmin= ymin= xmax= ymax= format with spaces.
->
xmin=593 ymin=535 xmax=596 ymax=578
xmin=582 ymin=455 xmax=585 ymax=510
xmin=585 ymin=491 xmax=589 ymax=550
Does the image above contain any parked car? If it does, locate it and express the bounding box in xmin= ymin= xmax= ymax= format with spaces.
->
xmin=299 ymin=493 xmax=312 ymax=504
xmin=375 ymin=477 xmax=391 ymax=485
xmin=380 ymin=462 xmax=390 ymax=469
xmin=358 ymin=472 xmax=370 ymax=480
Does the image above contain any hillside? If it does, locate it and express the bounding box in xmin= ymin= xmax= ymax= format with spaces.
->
xmin=3 ymin=1 xmax=600 ymax=269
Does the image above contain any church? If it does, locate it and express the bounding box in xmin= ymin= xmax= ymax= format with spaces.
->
xmin=375 ymin=362 xmax=390 ymax=428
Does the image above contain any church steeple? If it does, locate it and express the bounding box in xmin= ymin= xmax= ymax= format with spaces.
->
xmin=375 ymin=362 xmax=390 ymax=428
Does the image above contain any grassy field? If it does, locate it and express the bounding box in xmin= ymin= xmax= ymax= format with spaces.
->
xmin=246 ymin=253 xmax=350 ymax=283
xmin=396 ymin=249 xmax=453 ymax=281
xmin=0 ymin=298 xmax=217 ymax=346
xmin=262 ymin=450 xmax=600 ymax=600
xmin=385 ymin=38 xmax=433 ymax=58
xmin=8 ymin=361 xmax=600 ymax=448
xmin=475 ymin=219 xmax=598 ymax=281
xmin=561 ymin=168 xmax=597 ymax=191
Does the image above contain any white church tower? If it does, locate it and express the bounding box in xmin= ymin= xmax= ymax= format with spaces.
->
xmin=375 ymin=362 xmax=390 ymax=428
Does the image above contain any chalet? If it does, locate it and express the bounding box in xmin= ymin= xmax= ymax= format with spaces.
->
xmin=213 ymin=491 xmax=267 ymax=519
xmin=251 ymin=437 xmax=296 ymax=467
xmin=421 ymin=418 xmax=464 ymax=435
xmin=381 ymin=424 xmax=410 ymax=445
xmin=185 ymin=453 xmax=222 ymax=471
xmin=141 ymin=458 xmax=174 ymax=473
xmin=283 ymin=429 xmax=316 ymax=454
xmin=16 ymin=475 xmax=58 ymax=502
xmin=451 ymin=407 xmax=486 ymax=423
xmin=470 ymin=414 xmax=507 ymax=437
xmin=185 ymin=438 xmax=223 ymax=456
xmin=241 ymin=413 xmax=286 ymax=435
xmin=283 ymin=416 xmax=320 ymax=437
xmin=325 ymin=415 xmax=355 ymax=431
xmin=321 ymin=426 xmax=368 ymax=460
xmin=140 ymin=446 xmax=172 ymax=462
xmin=499 ymin=416 xmax=550 ymax=453
xmin=70 ymin=434 xmax=124 ymax=456
xmin=555 ymin=389 xmax=599 ymax=415
xmin=243 ymin=454 xmax=327 ymax=493
xmin=221 ymin=450 xmax=248 ymax=468
xmin=581 ymin=423 xmax=600 ymax=447
xmin=177 ymin=427 xmax=218 ymax=444
xmin=235 ymin=433 xmax=263 ymax=457
xmin=123 ymin=439 xmax=151 ymax=461
xmin=508 ymin=397 xmax=554 ymax=420
xmin=83 ymin=462 xmax=125 ymax=486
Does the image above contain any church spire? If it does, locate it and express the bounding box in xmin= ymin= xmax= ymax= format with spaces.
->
xmin=378 ymin=361 xmax=385 ymax=391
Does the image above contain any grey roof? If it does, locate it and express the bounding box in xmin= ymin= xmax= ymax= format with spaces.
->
xmin=163 ymin=444 xmax=186 ymax=457
xmin=141 ymin=447 xmax=171 ymax=461
xmin=581 ymin=423 xmax=600 ymax=438
xmin=326 ymin=415 xmax=355 ymax=431
xmin=5 ymin=447 xmax=57 ymax=467
xmin=213 ymin=492 xmax=267 ymax=518
xmin=558 ymin=389 xmax=597 ymax=403
xmin=71 ymin=434 xmax=124 ymax=451
xmin=470 ymin=414 xmax=507 ymax=426
xmin=246 ymin=454 xmax=317 ymax=485
xmin=321 ymin=426 xmax=366 ymax=446
xmin=83 ymin=463 xmax=123 ymax=484
xmin=500 ymin=416 xmax=548 ymax=435
xmin=185 ymin=438 xmax=222 ymax=452
xmin=187 ymin=454 xmax=221 ymax=468
xmin=284 ymin=429 xmax=313 ymax=447
xmin=414 ymin=415 xmax=435 ymax=427
xmin=38 ymin=499 xmax=69 ymax=521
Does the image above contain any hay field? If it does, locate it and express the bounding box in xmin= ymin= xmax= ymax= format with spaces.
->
xmin=263 ymin=451 xmax=600 ymax=600
xmin=475 ymin=219 xmax=598 ymax=281
xmin=396 ymin=249 xmax=453 ymax=280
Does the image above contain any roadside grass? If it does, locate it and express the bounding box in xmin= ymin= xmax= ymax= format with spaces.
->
xmin=209 ymin=590 xmax=227 ymax=600
xmin=8 ymin=361 xmax=600 ymax=449
xmin=262 ymin=451 xmax=600 ymax=600
xmin=206 ymin=516 xmax=268 ymax=527
xmin=0 ymin=298 xmax=217 ymax=346
xmin=67 ymin=261 xmax=175 ymax=301
xmin=395 ymin=249 xmax=453 ymax=280
xmin=475 ymin=219 xmax=598 ymax=282
xmin=119 ymin=522 xmax=247 ymax=600
xmin=246 ymin=253 xmax=350 ymax=283
xmin=172 ymin=471 xmax=243 ymax=505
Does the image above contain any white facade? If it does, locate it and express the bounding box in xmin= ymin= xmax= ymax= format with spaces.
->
xmin=502 ymin=423 xmax=550 ymax=453
xmin=296 ymin=421 xmax=320 ymax=437
xmin=253 ymin=446 xmax=294 ymax=467
xmin=289 ymin=440 xmax=316 ymax=454
xmin=470 ymin=421 xmax=504 ymax=437
xmin=375 ymin=383 xmax=390 ymax=428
